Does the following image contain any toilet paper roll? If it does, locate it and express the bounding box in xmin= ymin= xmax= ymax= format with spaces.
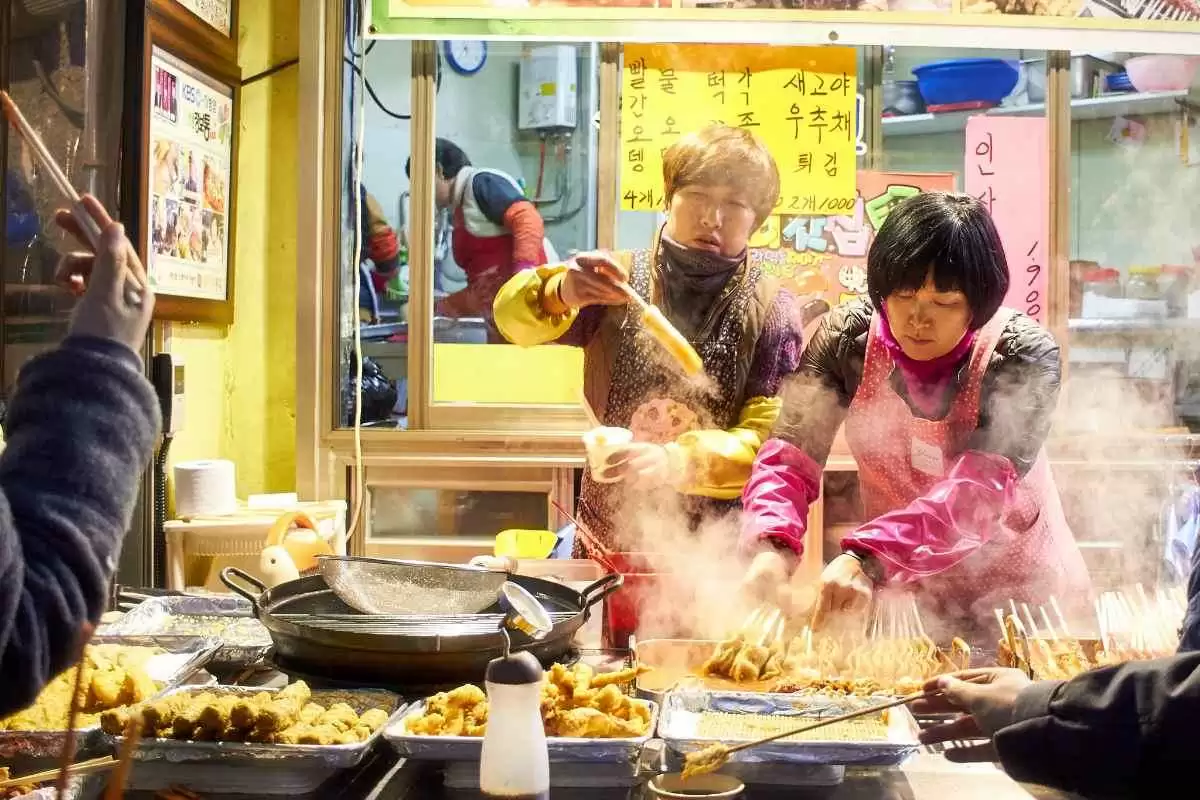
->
xmin=174 ymin=459 xmax=238 ymax=518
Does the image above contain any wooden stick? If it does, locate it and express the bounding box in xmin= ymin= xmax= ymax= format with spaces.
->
xmin=56 ymin=624 xmax=94 ymax=796
xmin=910 ymin=597 xmax=926 ymax=640
xmin=103 ymin=715 xmax=143 ymax=800
xmin=1050 ymin=596 xmax=1070 ymax=637
xmin=723 ymin=691 xmax=928 ymax=755
xmin=0 ymin=757 xmax=116 ymax=790
xmin=1039 ymin=606 xmax=1059 ymax=641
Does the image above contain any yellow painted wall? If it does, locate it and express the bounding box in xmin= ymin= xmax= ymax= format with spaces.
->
xmin=166 ymin=0 xmax=299 ymax=500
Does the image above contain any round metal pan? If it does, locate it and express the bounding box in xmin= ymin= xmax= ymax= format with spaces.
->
xmin=220 ymin=567 xmax=622 ymax=687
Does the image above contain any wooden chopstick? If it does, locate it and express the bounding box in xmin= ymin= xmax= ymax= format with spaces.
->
xmin=0 ymin=90 xmax=145 ymax=294
xmin=0 ymin=757 xmax=117 ymax=790
xmin=56 ymin=624 xmax=94 ymax=796
xmin=104 ymin=715 xmax=144 ymax=800
xmin=722 ymin=691 xmax=927 ymax=755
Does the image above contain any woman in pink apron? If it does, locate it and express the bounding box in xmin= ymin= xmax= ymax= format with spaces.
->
xmin=741 ymin=192 xmax=1090 ymax=638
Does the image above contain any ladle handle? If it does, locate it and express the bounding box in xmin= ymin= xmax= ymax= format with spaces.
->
xmin=220 ymin=567 xmax=267 ymax=614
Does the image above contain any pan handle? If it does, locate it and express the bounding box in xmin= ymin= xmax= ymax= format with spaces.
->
xmin=220 ymin=567 xmax=267 ymax=614
xmin=579 ymin=573 xmax=624 ymax=609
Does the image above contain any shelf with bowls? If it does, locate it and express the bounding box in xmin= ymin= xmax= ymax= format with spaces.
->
xmin=882 ymin=90 xmax=1189 ymax=137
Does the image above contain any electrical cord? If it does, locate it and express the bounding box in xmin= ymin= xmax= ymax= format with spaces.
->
xmin=347 ymin=0 xmax=368 ymax=547
xmin=153 ymin=435 xmax=172 ymax=587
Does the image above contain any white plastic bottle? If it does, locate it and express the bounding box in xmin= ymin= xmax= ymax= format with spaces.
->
xmin=479 ymin=648 xmax=549 ymax=800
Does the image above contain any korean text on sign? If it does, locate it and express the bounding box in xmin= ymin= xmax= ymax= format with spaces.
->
xmin=620 ymin=44 xmax=857 ymax=215
xmin=963 ymin=117 xmax=1049 ymax=325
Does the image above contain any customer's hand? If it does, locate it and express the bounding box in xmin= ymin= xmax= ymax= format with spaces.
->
xmin=54 ymin=195 xmax=154 ymax=352
xmin=811 ymin=553 xmax=873 ymax=631
xmin=914 ymin=668 xmax=1032 ymax=762
xmin=560 ymin=252 xmax=628 ymax=309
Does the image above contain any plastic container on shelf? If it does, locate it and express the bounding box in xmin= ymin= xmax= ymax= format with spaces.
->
xmin=1082 ymin=267 xmax=1123 ymax=298
xmin=1126 ymin=266 xmax=1164 ymax=301
xmin=1160 ymin=265 xmax=1192 ymax=317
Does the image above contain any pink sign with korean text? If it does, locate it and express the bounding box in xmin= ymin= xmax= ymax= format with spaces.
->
xmin=964 ymin=116 xmax=1049 ymax=326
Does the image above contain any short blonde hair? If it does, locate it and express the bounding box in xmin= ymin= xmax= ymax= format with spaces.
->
xmin=661 ymin=124 xmax=781 ymax=226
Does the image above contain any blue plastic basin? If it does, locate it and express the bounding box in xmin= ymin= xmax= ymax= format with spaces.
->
xmin=912 ymin=58 xmax=1020 ymax=106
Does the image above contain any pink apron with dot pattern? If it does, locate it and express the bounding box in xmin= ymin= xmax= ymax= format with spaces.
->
xmin=843 ymin=308 xmax=1091 ymax=632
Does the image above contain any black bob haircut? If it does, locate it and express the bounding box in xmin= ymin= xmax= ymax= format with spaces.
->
xmin=866 ymin=191 xmax=1009 ymax=329
xmin=404 ymin=138 xmax=472 ymax=181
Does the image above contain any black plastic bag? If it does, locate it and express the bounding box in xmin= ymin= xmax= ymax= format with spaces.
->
xmin=342 ymin=351 xmax=397 ymax=425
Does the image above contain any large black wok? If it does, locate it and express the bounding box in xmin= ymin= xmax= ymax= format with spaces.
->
xmin=221 ymin=567 xmax=621 ymax=687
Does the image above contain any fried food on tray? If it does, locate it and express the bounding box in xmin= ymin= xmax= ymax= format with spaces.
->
xmin=114 ymin=683 xmax=390 ymax=746
xmin=1 ymin=644 xmax=163 ymax=731
xmin=404 ymin=662 xmax=653 ymax=739
xmin=0 ymin=766 xmax=39 ymax=799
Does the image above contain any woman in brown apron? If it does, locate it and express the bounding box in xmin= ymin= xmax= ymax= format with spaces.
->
xmin=742 ymin=192 xmax=1090 ymax=639
xmin=493 ymin=124 xmax=806 ymax=574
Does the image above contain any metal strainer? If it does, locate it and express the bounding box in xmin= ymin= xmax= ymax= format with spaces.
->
xmin=319 ymin=556 xmax=507 ymax=615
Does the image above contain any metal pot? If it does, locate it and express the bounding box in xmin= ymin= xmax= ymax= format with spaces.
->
xmin=1022 ymin=55 xmax=1118 ymax=103
xmin=881 ymin=80 xmax=925 ymax=117
xmin=221 ymin=567 xmax=622 ymax=688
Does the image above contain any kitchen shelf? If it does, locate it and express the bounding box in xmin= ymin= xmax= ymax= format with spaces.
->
xmin=882 ymin=90 xmax=1189 ymax=137
xmin=1069 ymin=316 xmax=1200 ymax=335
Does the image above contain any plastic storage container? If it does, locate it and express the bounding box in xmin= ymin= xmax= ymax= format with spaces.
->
xmin=911 ymin=59 xmax=1020 ymax=107
xmin=1126 ymin=266 xmax=1163 ymax=301
xmin=1160 ymin=265 xmax=1192 ymax=317
xmin=1082 ymin=267 xmax=1122 ymax=298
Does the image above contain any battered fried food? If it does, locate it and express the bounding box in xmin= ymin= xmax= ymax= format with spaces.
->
xmin=405 ymin=662 xmax=653 ymax=739
xmin=113 ymin=683 xmax=391 ymax=746
xmin=0 ymin=644 xmax=163 ymax=731
xmin=682 ymin=743 xmax=731 ymax=779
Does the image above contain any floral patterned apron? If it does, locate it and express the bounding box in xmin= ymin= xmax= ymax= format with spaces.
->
xmin=843 ymin=308 xmax=1092 ymax=638
xmin=575 ymin=247 xmax=763 ymax=554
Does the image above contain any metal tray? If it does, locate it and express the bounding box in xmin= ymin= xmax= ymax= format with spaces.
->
xmin=101 ymin=685 xmax=403 ymax=769
xmin=0 ymin=635 xmax=219 ymax=760
xmin=99 ymin=595 xmax=272 ymax=670
xmin=385 ymin=698 xmax=659 ymax=764
xmin=658 ymin=690 xmax=920 ymax=767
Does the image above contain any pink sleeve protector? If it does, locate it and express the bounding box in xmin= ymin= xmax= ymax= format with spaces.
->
xmin=740 ymin=438 xmax=823 ymax=557
xmin=842 ymin=450 xmax=1017 ymax=583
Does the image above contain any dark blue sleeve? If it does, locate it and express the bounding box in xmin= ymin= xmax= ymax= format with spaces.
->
xmin=471 ymin=172 xmax=525 ymax=227
xmin=0 ymin=336 xmax=160 ymax=716
xmin=1180 ymin=535 xmax=1200 ymax=652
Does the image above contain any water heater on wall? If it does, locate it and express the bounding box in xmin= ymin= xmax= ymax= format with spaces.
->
xmin=517 ymin=45 xmax=578 ymax=131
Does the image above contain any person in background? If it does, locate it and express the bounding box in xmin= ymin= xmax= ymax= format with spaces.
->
xmin=405 ymin=138 xmax=545 ymax=342
xmin=919 ymin=655 xmax=1200 ymax=794
xmin=357 ymin=186 xmax=403 ymax=324
xmin=492 ymin=123 xmax=804 ymax=552
xmin=741 ymin=192 xmax=1090 ymax=636
xmin=0 ymin=196 xmax=159 ymax=716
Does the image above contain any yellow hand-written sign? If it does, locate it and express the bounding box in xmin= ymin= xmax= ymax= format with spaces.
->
xmin=620 ymin=44 xmax=857 ymax=216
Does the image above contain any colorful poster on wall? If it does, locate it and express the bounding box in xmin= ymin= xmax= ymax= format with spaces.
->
xmin=170 ymin=0 xmax=232 ymax=36
xmin=146 ymin=47 xmax=234 ymax=302
xmin=964 ymin=116 xmax=1049 ymax=325
xmin=619 ymin=44 xmax=857 ymax=215
xmin=756 ymin=171 xmax=956 ymax=310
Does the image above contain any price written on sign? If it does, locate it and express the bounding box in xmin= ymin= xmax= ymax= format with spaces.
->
xmin=619 ymin=44 xmax=857 ymax=215
xmin=964 ymin=116 xmax=1049 ymax=325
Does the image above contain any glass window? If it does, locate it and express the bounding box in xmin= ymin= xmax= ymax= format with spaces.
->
xmin=339 ymin=39 xmax=602 ymax=426
xmin=425 ymin=40 xmax=599 ymax=407
xmin=366 ymin=486 xmax=550 ymax=551
xmin=339 ymin=35 xmax=413 ymax=429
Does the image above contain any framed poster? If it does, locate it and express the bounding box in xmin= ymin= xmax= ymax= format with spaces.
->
xmin=141 ymin=29 xmax=239 ymax=323
xmin=152 ymin=0 xmax=238 ymax=66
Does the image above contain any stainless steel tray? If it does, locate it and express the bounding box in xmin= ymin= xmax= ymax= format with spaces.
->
xmin=99 ymin=595 xmax=272 ymax=669
xmin=659 ymin=690 xmax=920 ymax=767
xmin=0 ymin=635 xmax=218 ymax=760
xmin=385 ymin=698 xmax=659 ymax=763
xmin=101 ymin=685 xmax=403 ymax=769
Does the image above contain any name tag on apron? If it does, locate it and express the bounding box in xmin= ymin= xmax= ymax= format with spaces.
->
xmin=911 ymin=437 xmax=944 ymax=477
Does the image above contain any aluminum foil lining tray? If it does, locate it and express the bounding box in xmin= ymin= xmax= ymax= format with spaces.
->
xmin=101 ymin=685 xmax=403 ymax=769
xmin=385 ymin=699 xmax=659 ymax=764
xmin=99 ymin=595 xmax=271 ymax=668
xmin=0 ymin=635 xmax=219 ymax=760
xmin=1 ymin=775 xmax=89 ymax=800
xmin=659 ymin=690 xmax=919 ymax=767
